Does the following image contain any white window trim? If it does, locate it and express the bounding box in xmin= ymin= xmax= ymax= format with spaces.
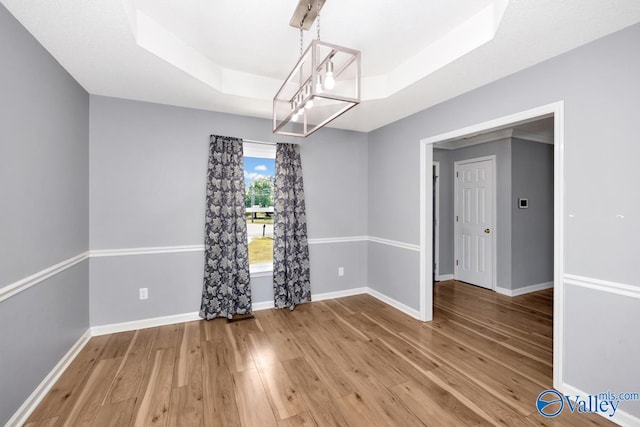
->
xmin=244 ymin=141 xmax=276 ymax=158
xmin=250 ymin=263 xmax=273 ymax=277
xmin=244 ymin=141 xmax=276 ymax=277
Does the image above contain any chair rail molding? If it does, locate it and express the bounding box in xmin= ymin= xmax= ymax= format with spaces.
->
xmin=0 ymin=252 xmax=89 ymax=303
xmin=564 ymin=274 xmax=640 ymax=299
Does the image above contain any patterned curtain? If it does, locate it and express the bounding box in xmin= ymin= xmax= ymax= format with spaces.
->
xmin=200 ymin=135 xmax=251 ymax=319
xmin=273 ymin=143 xmax=311 ymax=310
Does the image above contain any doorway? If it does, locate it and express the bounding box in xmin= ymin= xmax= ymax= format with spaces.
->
xmin=419 ymin=101 xmax=564 ymax=390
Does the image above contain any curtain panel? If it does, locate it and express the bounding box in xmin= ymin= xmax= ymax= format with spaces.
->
xmin=200 ymin=135 xmax=252 ymax=319
xmin=273 ymin=143 xmax=311 ymax=310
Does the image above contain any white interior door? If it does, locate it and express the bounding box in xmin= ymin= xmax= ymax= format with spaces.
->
xmin=454 ymin=157 xmax=494 ymax=289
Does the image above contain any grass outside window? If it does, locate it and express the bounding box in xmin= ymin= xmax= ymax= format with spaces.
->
xmin=248 ymin=237 xmax=273 ymax=264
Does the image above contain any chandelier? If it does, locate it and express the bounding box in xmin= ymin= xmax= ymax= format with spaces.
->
xmin=273 ymin=0 xmax=361 ymax=137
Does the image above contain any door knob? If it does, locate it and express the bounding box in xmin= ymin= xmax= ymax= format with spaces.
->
xmin=484 ymin=228 xmax=491 ymax=234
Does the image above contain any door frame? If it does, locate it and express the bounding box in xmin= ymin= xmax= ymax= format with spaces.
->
xmin=453 ymin=155 xmax=497 ymax=290
xmin=418 ymin=101 xmax=564 ymax=391
xmin=433 ymin=161 xmax=440 ymax=279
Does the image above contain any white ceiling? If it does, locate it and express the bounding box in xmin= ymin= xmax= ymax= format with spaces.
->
xmin=3 ymin=0 xmax=640 ymax=133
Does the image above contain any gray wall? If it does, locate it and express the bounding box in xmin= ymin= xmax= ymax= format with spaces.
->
xmin=511 ymin=138 xmax=554 ymax=289
xmin=89 ymin=96 xmax=368 ymax=326
xmin=0 ymin=3 xmax=89 ymax=425
xmin=367 ymin=22 xmax=640 ymax=417
xmin=367 ymin=243 xmax=420 ymax=308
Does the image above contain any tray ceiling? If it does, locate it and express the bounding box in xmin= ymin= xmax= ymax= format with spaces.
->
xmin=2 ymin=0 xmax=639 ymax=132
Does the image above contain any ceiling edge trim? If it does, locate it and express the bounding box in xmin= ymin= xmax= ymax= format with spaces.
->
xmin=123 ymin=0 xmax=509 ymax=103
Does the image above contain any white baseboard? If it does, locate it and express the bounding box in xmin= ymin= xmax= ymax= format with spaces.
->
xmin=6 ymin=329 xmax=91 ymax=427
xmin=496 ymin=281 xmax=553 ymax=297
xmin=252 ymin=301 xmax=275 ymax=311
xmin=92 ymin=302 xmax=281 ymax=334
xmin=251 ymin=287 xmax=370 ymax=312
xmin=436 ymin=274 xmax=454 ymax=281
xmin=90 ymin=286 xmax=403 ymax=336
xmin=559 ymin=382 xmax=640 ymax=427
xmin=91 ymin=287 xmax=371 ymax=334
xmin=366 ymin=288 xmax=421 ymax=319
xmin=91 ymin=312 xmax=201 ymax=336
xmin=313 ymin=287 xmax=368 ymax=302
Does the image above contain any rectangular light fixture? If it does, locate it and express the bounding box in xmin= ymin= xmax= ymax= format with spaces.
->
xmin=273 ymin=39 xmax=361 ymax=137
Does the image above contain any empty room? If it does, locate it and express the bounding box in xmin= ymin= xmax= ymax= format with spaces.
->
xmin=1 ymin=0 xmax=639 ymax=426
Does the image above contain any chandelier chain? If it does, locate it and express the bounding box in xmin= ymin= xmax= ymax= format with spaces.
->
xmin=316 ymin=0 xmax=321 ymax=40
xmin=299 ymin=24 xmax=303 ymax=58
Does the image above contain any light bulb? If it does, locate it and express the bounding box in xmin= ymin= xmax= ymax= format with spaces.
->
xmin=324 ymin=73 xmax=335 ymax=90
xmin=304 ymin=85 xmax=313 ymax=109
xmin=315 ymin=75 xmax=323 ymax=94
xmin=324 ymin=61 xmax=335 ymax=90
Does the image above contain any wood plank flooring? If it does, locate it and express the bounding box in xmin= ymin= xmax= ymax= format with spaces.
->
xmin=25 ymin=281 xmax=613 ymax=426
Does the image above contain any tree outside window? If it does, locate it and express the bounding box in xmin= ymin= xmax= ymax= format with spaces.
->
xmin=244 ymin=156 xmax=275 ymax=268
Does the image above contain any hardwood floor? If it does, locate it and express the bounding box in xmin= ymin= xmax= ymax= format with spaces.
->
xmin=25 ymin=281 xmax=612 ymax=426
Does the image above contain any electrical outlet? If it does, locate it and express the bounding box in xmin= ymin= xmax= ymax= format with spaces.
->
xmin=139 ymin=288 xmax=148 ymax=300
xmin=338 ymin=267 xmax=344 ymax=277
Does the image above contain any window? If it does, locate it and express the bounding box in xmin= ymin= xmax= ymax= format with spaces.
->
xmin=243 ymin=142 xmax=276 ymax=274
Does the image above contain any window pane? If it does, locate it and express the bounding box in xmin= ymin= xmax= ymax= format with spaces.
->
xmin=244 ymin=156 xmax=275 ymax=267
